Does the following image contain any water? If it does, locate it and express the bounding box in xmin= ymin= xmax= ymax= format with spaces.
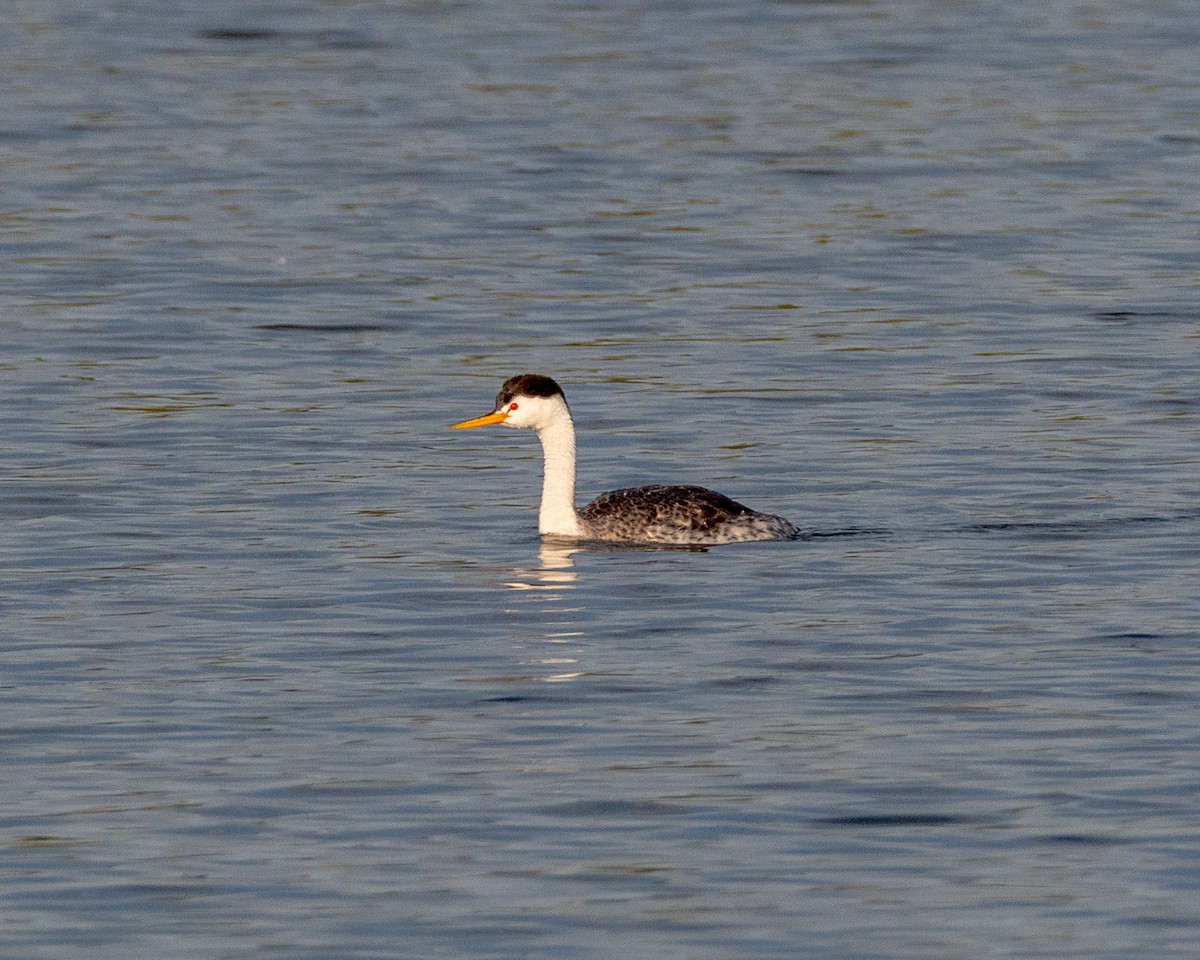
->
xmin=3 ymin=0 xmax=1200 ymax=957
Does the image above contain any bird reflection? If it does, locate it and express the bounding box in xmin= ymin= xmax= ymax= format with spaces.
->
xmin=497 ymin=540 xmax=714 ymax=683
xmin=503 ymin=542 xmax=583 ymax=683
xmin=501 ymin=541 xmax=579 ymax=590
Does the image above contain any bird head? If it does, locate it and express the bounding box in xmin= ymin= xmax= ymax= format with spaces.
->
xmin=449 ymin=374 xmax=569 ymax=433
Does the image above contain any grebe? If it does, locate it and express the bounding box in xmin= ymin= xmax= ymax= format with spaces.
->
xmin=449 ymin=374 xmax=798 ymax=545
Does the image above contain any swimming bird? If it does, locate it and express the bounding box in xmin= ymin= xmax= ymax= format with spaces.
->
xmin=449 ymin=374 xmax=798 ymax=545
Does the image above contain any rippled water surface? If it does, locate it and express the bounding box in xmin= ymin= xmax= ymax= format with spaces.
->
xmin=3 ymin=1 xmax=1200 ymax=957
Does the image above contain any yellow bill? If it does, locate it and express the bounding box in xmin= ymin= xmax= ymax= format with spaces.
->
xmin=448 ymin=410 xmax=508 ymax=430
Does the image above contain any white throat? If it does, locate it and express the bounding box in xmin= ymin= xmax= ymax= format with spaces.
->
xmin=534 ymin=406 xmax=584 ymax=537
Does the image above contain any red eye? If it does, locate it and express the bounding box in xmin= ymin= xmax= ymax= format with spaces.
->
xmin=509 ymin=402 xmax=519 ymax=411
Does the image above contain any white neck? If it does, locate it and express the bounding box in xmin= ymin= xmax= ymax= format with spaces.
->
xmin=535 ymin=407 xmax=584 ymax=537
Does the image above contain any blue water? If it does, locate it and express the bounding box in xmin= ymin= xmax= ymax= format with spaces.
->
xmin=3 ymin=1 xmax=1200 ymax=957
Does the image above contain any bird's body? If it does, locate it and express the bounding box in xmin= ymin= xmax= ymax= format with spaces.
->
xmin=450 ymin=374 xmax=798 ymax=546
xmin=578 ymin=484 xmax=795 ymax=544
